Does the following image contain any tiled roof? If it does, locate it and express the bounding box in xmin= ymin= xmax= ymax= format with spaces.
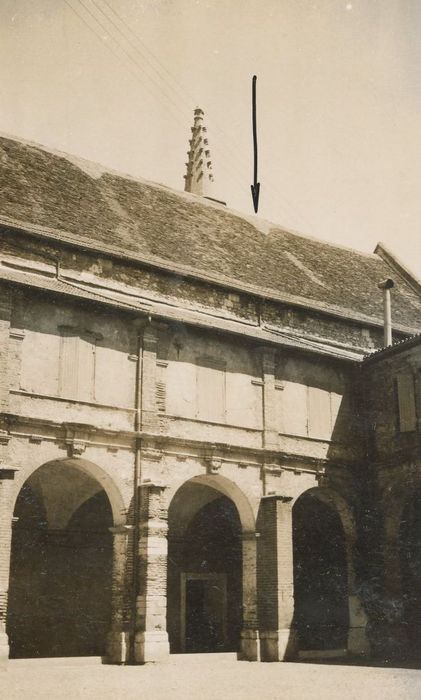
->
xmin=363 ymin=333 xmax=421 ymax=364
xmin=1 ymin=134 xmax=421 ymax=329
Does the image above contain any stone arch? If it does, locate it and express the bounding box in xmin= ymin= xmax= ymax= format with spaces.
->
xmin=297 ymin=486 xmax=357 ymax=540
xmin=7 ymin=457 xmax=123 ymax=659
xmin=367 ymin=479 xmax=421 ymax=660
xmin=379 ymin=476 xmax=421 ymax=606
xmin=292 ymin=485 xmax=369 ymax=657
xmin=11 ymin=457 xmax=126 ymax=527
xmin=167 ymin=474 xmax=257 ymax=658
xmin=167 ymin=473 xmax=256 ymax=534
xmin=396 ymin=483 xmax=421 ymax=657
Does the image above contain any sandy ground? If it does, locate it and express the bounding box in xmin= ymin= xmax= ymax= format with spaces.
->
xmin=2 ymin=656 xmax=421 ymax=700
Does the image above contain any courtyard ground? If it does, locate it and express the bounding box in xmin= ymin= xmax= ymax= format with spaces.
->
xmin=2 ymin=656 xmax=421 ymax=700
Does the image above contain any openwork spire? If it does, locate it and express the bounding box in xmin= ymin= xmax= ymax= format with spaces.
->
xmin=184 ymin=107 xmax=214 ymax=197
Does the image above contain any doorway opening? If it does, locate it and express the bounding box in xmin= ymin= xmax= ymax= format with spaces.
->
xmin=168 ymin=480 xmax=242 ymax=654
xmin=182 ymin=572 xmax=227 ymax=652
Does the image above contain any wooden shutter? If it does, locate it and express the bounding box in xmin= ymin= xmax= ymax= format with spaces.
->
xmin=396 ymin=374 xmax=417 ymax=432
xmin=78 ymin=333 xmax=96 ymax=402
xmin=59 ymin=328 xmax=79 ymax=399
xmin=281 ymin=381 xmax=308 ymax=436
xmin=196 ymin=357 xmax=226 ymax=422
xmin=59 ymin=328 xmax=96 ymax=401
xmin=307 ymin=386 xmax=331 ymax=440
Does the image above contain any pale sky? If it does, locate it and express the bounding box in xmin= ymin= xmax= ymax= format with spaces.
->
xmin=1 ymin=0 xmax=421 ymax=277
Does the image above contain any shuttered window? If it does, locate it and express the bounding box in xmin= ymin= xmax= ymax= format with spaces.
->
xmin=59 ymin=327 xmax=97 ymax=402
xmin=396 ymin=374 xmax=417 ymax=433
xmin=307 ymin=387 xmax=332 ymax=440
xmin=196 ymin=357 xmax=226 ymax=422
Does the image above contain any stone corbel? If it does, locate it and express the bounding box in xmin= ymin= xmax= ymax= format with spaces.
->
xmin=62 ymin=422 xmax=96 ymax=458
xmin=0 ymin=430 xmax=10 ymax=447
xmin=141 ymin=447 xmax=164 ymax=462
xmin=204 ymin=448 xmax=222 ymax=474
xmin=262 ymin=462 xmax=284 ymax=476
xmin=315 ymin=467 xmax=329 ymax=487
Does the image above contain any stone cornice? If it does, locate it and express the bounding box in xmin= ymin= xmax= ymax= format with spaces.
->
xmin=1 ymin=412 xmax=357 ymax=472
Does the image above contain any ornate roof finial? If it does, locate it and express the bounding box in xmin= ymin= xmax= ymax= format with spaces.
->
xmin=183 ymin=107 xmax=214 ymax=197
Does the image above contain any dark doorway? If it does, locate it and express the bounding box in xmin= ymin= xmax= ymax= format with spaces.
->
xmin=168 ymin=491 xmax=242 ymax=653
xmin=7 ymin=474 xmax=113 ymax=658
xmin=293 ymin=493 xmax=349 ymax=651
xmin=185 ymin=576 xmax=227 ymax=652
xmin=186 ymin=579 xmax=208 ymax=652
xmin=400 ymin=489 xmax=421 ymax=657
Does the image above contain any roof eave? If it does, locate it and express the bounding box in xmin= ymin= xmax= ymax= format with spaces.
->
xmin=0 ymin=271 xmax=363 ymax=364
xmin=1 ymin=216 xmax=420 ymax=337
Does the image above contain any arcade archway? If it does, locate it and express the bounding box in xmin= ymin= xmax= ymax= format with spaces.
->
xmin=399 ymin=487 xmax=421 ymax=656
xmin=167 ymin=475 xmax=254 ymax=654
xmin=7 ymin=459 xmax=115 ymax=658
xmin=293 ymin=490 xmax=349 ymax=652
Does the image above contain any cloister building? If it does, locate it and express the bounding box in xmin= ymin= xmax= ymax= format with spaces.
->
xmin=0 ymin=116 xmax=421 ymax=665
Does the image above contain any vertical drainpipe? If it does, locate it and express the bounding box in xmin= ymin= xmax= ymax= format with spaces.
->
xmin=130 ymin=326 xmax=143 ymax=663
xmin=377 ymin=278 xmax=395 ymax=347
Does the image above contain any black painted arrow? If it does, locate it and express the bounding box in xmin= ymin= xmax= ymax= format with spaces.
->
xmin=250 ymin=75 xmax=260 ymax=213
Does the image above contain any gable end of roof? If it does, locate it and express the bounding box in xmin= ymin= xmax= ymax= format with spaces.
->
xmin=374 ymin=242 xmax=421 ymax=297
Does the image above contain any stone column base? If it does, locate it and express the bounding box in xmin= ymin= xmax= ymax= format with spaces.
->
xmin=347 ymin=626 xmax=370 ymax=657
xmin=134 ymin=631 xmax=170 ymax=664
xmin=239 ymin=629 xmax=260 ymax=661
xmin=0 ymin=625 xmax=9 ymax=663
xmin=104 ymin=628 xmax=131 ymax=664
xmin=260 ymin=629 xmax=297 ymax=662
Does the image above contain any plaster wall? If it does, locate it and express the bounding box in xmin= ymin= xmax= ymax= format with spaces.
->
xmin=5 ymin=288 xmax=361 ymax=463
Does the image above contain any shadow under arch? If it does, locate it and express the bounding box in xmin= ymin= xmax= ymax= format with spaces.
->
xmin=167 ymin=474 xmax=256 ymax=655
xmin=292 ymin=485 xmax=369 ymax=658
xmin=168 ymin=473 xmax=256 ymax=534
xmin=7 ymin=456 xmax=125 ymax=659
xmin=11 ymin=456 xmax=126 ymax=527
